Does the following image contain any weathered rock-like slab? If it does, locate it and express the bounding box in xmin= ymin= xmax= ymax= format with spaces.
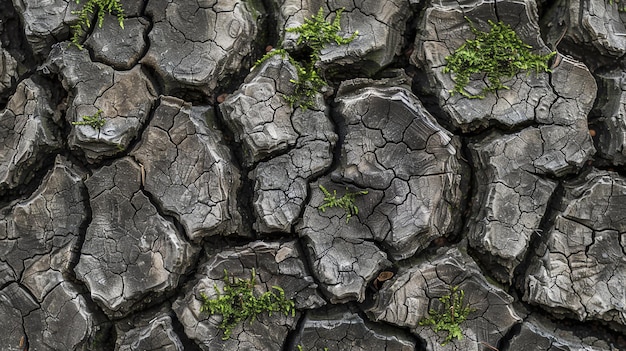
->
xmin=42 ymin=43 xmax=157 ymax=162
xmin=221 ymin=55 xmax=336 ymax=233
xmin=173 ymin=240 xmax=325 ymax=350
xmin=142 ymin=0 xmax=262 ymax=98
xmin=24 ymin=281 xmax=110 ymax=350
xmin=542 ymin=0 xmax=626 ymax=68
xmin=466 ymin=147 xmax=557 ymax=284
xmin=466 ymin=54 xmax=595 ymax=283
xmin=268 ymin=0 xmax=411 ymax=76
xmin=220 ymin=55 xmax=300 ymax=166
xmin=251 ymin=162 xmax=309 ymax=233
xmin=0 ymin=156 xmax=86 ymax=299
xmin=291 ymin=305 xmax=416 ymax=351
xmin=116 ymin=312 xmax=184 ymax=351
xmin=0 ymin=283 xmax=39 ymax=350
xmin=590 ymin=68 xmax=626 ymax=165
xmin=0 ymin=157 xmax=108 ymax=349
xmin=412 ymin=0 xmax=596 ymax=134
xmin=11 ymin=0 xmax=79 ymax=58
xmin=412 ymin=0 xmax=548 ymax=131
xmin=0 ymin=47 xmax=17 ymax=100
xmin=0 ymin=282 xmax=109 ymax=351
xmin=250 ymin=113 xmax=336 ymax=232
xmin=296 ymin=79 xmax=464 ymax=303
xmin=466 ymin=119 xmax=594 ymax=283
xmin=85 ymin=16 xmax=149 ymax=70
xmin=508 ymin=315 xmax=612 ymax=351
xmin=365 ymin=247 xmax=521 ymax=350
xmin=298 ymin=183 xmax=389 ymax=303
xmin=0 ymin=78 xmax=61 ymax=194
xmin=333 ymin=81 xmax=463 ymax=259
xmin=132 ymin=96 xmax=242 ymax=241
xmin=6 ymin=0 xmax=626 ymax=347
xmin=525 ymin=169 xmax=626 ymax=328
xmin=75 ymin=157 xmax=197 ymax=318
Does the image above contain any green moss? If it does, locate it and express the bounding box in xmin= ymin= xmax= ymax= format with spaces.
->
xmin=71 ymin=109 xmax=106 ymax=129
xmin=318 ymin=185 xmax=368 ymax=223
xmin=286 ymin=7 xmax=357 ymax=61
xmin=199 ymin=268 xmax=296 ymax=340
xmin=254 ymin=48 xmax=290 ymax=67
xmin=70 ymin=0 xmax=125 ymax=49
xmin=444 ymin=17 xmax=555 ymax=99
xmin=254 ymin=8 xmax=357 ymax=109
xmin=419 ymin=286 xmax=475 ymax=345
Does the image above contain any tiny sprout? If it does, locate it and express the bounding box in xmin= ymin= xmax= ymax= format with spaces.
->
xmin=318 ymin=185 xmax=368 ymax=223
xmin=419 ymin=286 xmax=475 ymax=345
xmin=72 ymin=110 xmax=106 ymax=129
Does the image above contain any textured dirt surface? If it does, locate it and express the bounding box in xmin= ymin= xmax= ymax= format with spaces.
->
xmin=1 ymin=0 xmax=626 ymax=350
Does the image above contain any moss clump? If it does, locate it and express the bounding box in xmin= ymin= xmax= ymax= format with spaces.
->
xmin=444 ymin=17 xmax=555 ymax=99
xmin=419 ymin=286 xmax=475 ymax=345
xmin=286 ymin=7 xmax=357 ymax=57
xmin=200 ymin=269 xmax=296 ymax=340
xmin=255 ymin=8 xmax=357 ymax=109
xmin=318 ymin=185 xmax=368 ymax=223
xmin=71 ymin=109 xmax=106 ymax=129
xmin=70 ymin=0 xmax=125 ymax=49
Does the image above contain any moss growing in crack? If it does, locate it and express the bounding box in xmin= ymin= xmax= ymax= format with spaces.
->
xmin=444 ymin=17 xmax=555 ymax=99
xmin=199 ymin=268 xmax=296 ymax=340
xmin=287 ymin=7 xmax=357 ymax=57
xmin=254 ymin=48 xmax=290 ymax=66
xmin=419 ymin=286 xmax=475 ymax=346
xmin=71 ymin=109 xmax=106 ymax=129
xmin=318 ymin=185 xmax=368 ymax=223
xmin=254 ymin=8 xmax=357 ymax=109
xmin=70 ymin=0 xmax=125 ymax=49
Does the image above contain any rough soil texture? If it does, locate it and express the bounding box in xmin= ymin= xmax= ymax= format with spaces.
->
xmin=1 ymin=0 xmax=626 ymax=350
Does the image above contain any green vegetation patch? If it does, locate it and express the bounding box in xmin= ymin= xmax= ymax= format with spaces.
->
xmin=200 ymin=268 xmax=296 ymax=340
xmin=71 ymin=0 xmax=125 ymax=49
xmin=255 ymin=8 xmax=357 ymax=109
xmin=444 ymin=17 xmax=555 ymax=99
xmin=71 ymin=109 xmax=106 ymax=129
xmin=287 ymin=7 xmax=357 ymax=58
xmin=318 ymin=185 xmax=368 ymax=223
xmin=419 ymin=286 xmax=475 ymax=345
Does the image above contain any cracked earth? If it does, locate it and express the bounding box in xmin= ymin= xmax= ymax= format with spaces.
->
xmin=2 ymin=0 xmax=626 ymax=350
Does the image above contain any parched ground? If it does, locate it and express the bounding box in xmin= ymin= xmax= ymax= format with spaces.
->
xmin=1 ymin=0 xmax=626 ymax=350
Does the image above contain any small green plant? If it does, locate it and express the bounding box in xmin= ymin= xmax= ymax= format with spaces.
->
xmin=70 ymin=0 xmax=125 ymax=49
xmin=200 ymin=268 xmax=296 ymax=340
xmin=71 ymin=109 xmax=106 ymax=129
xmin=286 ymin=7 xmax=357 ymax=58
xmin=318 ymin=185 xmax=368 ymax=223
xmin=255 ymin=8 xmax=357 ymax=109
xmin=444 ymin=17 xmax=555 ymax=99
xmin=419 ymin=286 xmax=475 ymax=346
